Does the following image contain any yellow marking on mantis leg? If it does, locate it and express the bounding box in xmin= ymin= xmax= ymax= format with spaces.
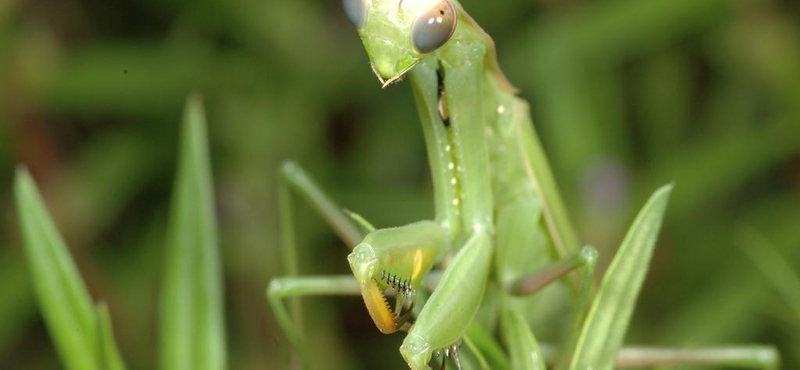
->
xmin=412 ymin=249 xmax=424 ymax=281
xmin=361 ymin=280 xmax=397 ymax=334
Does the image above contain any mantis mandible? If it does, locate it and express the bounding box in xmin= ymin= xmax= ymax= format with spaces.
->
xmin=268 ymin=1 xmax=780 ymax=369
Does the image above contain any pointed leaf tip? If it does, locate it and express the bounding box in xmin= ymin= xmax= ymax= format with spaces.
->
xmin=15 ymin=170 xmax=100 ymax=370
xmin=159 ymin=95 xmax=225 ymax=370
xmin=569 ymin=183 xmax=672 ymax=370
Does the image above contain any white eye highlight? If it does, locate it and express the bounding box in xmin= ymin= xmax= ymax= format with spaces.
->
xmin=411 ymin=0 xmax=457 ymax=53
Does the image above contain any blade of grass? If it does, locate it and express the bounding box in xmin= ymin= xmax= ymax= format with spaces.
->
xmin=0 ymin=249 xmax=35 ymax=353
xmin=500 ymin=301 xmax=547 ymax=370
xmin=96 ymin=302 xmax=127 ymax=370
xmin=159 ymin=95 xmax=226 ymax=370
xmin=738 ymin=229 xmax=800 ymax=321
xmin=15 ymin=168 xmax=99 ymax=370
xmin=568 ymin=184 xmax=672 ymax=370
xmin=465 ymin=321 xmax=510 ymax=370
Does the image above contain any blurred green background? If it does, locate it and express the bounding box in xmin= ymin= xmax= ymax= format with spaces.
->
xmin=1 ymin=0 xmax=799 ymax=369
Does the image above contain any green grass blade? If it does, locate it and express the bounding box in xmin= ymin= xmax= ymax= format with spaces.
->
xmin=500 ymin=302 xmax=547 ymax=370
xmin=738 ymin=229 xmax=800 ymax=321
xmin=465 ymin=322 xmax=510 ymax=370
xmin=14 ymin=168 xmax=99 ymax=370
xmin=159 ymin=95 xmax=226 ymax=370
xmin=0 ymin=249 xmax=35 ymax=354
xmin=568 ymin=184 xmax=673 ymax=370
xmin=96 ymin=302 xmax=127 ymax=370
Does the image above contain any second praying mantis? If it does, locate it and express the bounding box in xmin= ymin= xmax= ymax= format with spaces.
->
xmin=268 ymin=0 xmax=780 ymax=369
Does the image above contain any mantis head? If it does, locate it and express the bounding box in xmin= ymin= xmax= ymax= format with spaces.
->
xmin=343 ymin=0 xmax=458 ymax=87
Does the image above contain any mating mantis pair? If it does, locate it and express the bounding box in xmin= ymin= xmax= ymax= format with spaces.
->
xmin=268 ymin=1 xmax=779 ymax=369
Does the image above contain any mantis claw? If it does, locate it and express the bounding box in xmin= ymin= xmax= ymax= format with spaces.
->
xmin=347 ymin=221 xmax=445 ymax=337
xmin=361 ymin=280 xmax=398 ymax=334
xmin=451 ymin=343 xmax=462 ymax=370
xmin=349 ymin=244 xmax=398 ymax=334
xmin=432 ymin=342 xmax=464 ymax=370
xmin=349 ymin=242 xmax=424 ymax=335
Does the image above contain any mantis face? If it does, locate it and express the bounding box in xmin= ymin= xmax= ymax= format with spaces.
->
xmin=343 ymin=0 xmax=458 ymax=87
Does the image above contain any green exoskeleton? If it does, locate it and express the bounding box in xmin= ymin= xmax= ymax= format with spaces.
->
xmin=268 ymin=1 xmax=780 ymax=369
xmin=342 ymin=0 xmax=577 ymax=368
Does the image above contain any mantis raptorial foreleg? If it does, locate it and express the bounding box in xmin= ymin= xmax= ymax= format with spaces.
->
xmin=348 ymin=221 xmax=448 ymax=334
xmin=401 ymin=231 xmax=493 ymax=370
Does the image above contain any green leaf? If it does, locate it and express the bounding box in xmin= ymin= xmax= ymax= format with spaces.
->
xmin=159 ymin=95 xmax=226 ymax=370
xmin=0 ymin=249 xmax=35 ymax=354
xmin=96 ymin=302 xmax=127 ymax=370
xmin=738 ymin=229 xmax=800 ymax=322
xmin=499 ymin=302 xmax=546 ymax=370
xmin=465 ymin=322 xmax=510 ymax=370
xmin=15 ymin=168 xmax=125 ymax=370
xmin=568 ymin=184 xmax=673 ymax=370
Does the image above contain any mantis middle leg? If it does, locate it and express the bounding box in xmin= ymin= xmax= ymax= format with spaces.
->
xmin=272 ymin=160 xmax=365 ymax=369
xmin=277 ymin=162 xmax=454 ymax=368
xmin=267 ymin=275 xmax=359 ymax=369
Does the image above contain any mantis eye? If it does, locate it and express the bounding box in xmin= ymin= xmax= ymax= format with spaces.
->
xmin=343 ymin=0 xmax=368 ymax=29
xmin=411 ymin=0 xmax=457 ymax=53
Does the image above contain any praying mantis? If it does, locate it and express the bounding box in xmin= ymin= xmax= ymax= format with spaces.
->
xmin=267 ymin=1 xmax=780 ymax=369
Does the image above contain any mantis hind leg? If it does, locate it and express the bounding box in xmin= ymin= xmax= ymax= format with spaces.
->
xmin=276 ymin=160 xmax=451 ymax=362
xmin=495 ymin=198 xmax=597 ymax=369
xmin=509 ymin=245 xmax=597 ymax=370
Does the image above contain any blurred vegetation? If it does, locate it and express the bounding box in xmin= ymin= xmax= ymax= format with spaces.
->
xmin=0 ymin=0 xmax=798 ymax=369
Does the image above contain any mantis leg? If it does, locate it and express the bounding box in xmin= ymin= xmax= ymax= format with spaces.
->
xmin=274 ymin=161 xmax=365 ymax=368
xmin=279 ymin=160 xmax=364 ymax=253
xmin=614 ymin=346 xmax=780 ymax=369
xmin=400 ymin=231 xmax=493 ymax=370
xmin=348 ymin=221 xmax=448 ymax=335
xmin=498 ymin=224 xmax=597 ymax=370
xmin=508 ymin=254 xmax=779 ymax=370
xmin=463 ymin=320 xmax=778 ymax=370
xmin=266 ymin=275 xmax=359 ymax=369
xmin=510 ymin=245 xmax=598 ymax=370
xmin=536 ymin=343 xmax=780 ymax=369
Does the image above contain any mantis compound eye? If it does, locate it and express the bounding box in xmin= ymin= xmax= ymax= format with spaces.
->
xmin=342 ymin=0 xmax=368 ymax=29
xmin=411 ymin=0 xmax=457 ymax=53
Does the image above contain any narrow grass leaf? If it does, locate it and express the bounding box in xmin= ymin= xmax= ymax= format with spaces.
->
xmin=499 ymin=302 xmax=546 ymax=370
xmin=738 ymin=229 xmax=800 ymax=321
xmin=0 ymin=249 xmax=35 ymax=353
xmin=568 ymin=184 xmax=672 ymax=370
xmin=96 ymin=302 xmax=127 ymax=370
xmin=14 ymin=168 xmax=98 ymax=370
xmin=159 ymin=95 xmax=226 ymax=370
xmin=464 ymin=322 xmax=509 ymax=370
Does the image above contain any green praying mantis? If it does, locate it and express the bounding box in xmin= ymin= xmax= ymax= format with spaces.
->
xmin=268 ymin=1 xmax=780 ymax=369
